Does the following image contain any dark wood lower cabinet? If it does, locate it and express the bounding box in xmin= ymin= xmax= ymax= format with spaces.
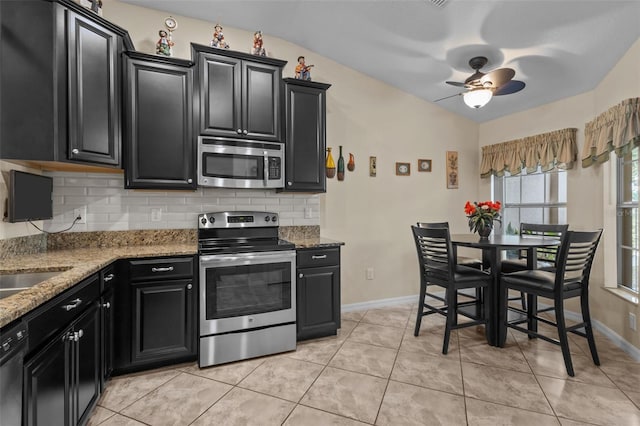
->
xmin=24 ymin=303 xmax=100 ymax=426
xmin=131 ymin=279 xmax=195 ymax=365
xmin=296 ymin=247 xmax=341 ymax=340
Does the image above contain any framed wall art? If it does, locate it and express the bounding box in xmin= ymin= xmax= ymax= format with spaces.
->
xmin=418 ymin=159 xmax=432 ymax=172
xmin=396 ymin=162 xmax=410 ymax=176
xmin=369 ymin=156 xmax=377 ymax=177
xmin=446 ymin=151 xmax=458 ymax=189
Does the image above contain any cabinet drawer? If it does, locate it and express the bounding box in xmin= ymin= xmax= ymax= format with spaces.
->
xmin=128 ymin=257 xmax=194 ymax=282
xmin=26 ymin=273 xmax=100 ymax=353
xmin=297 ymin=248 xmax=340 ymax=268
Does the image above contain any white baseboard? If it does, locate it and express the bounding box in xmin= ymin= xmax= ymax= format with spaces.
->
xmin=341 ymin=296 xmax=640 ymax=361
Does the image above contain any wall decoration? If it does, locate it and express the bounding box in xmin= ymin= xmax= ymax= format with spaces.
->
xmin=396 ymin=162 xmax=410 ymax=176
xmin=369 ymin=156 xmax=377 ymax=177
xmin=252 ymin=31 xmax=266 ymax=56
xmin=347 ymin=153 xmax=355 ymax=171
xmin=446 ymin=151 xmax=459 ymax=189
xmin=326 ymin=148 xmax=336 ymax=178
xmin=418 ymin=159 xmax=432 ymax=172
xmin=295 ymin=56 xmax=314 ymax=81
xmin=78 ymin=0 xmax=102 ymax=15
xmin=210 ymin=24 xmax=230 ymax=49
xmin=337 ymin=146 xmax=345 ymax=181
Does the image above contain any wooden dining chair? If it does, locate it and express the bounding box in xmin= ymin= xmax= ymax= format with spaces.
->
xmin=501 ymin=223 xmax=569 ymax=273
xmin=501 ymin=229 xmax=603 ymax=376
xmin=411 ymin=225 xmax=492 ymax=354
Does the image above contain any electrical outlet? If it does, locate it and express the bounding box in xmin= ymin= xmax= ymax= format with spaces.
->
xmin=151 ymin=208 xmax=162 ymax=222
xmin=629 ymin=312 xmax=637 ymax=331
xmin=73 ymin=207 xmax=86 ymax=224
xmin=304 ymin=207 xmax=313 ymax=219
xmin=366 ymin=267 xmax=374 ymax=280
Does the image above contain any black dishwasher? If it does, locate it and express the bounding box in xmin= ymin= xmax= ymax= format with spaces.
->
xmin=0 ymin=320 xmax=28 ymax=426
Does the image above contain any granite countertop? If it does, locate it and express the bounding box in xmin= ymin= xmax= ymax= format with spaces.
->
xmin=288 ymin=237 xmax=345 ymax=249
xmin=0 ymin=243 xmax=197 ymax=328
xmin=0 ymin=233 xmax=344 ymax=328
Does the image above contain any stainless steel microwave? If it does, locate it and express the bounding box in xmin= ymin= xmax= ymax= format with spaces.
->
xmin=197 ymin=136 xmax=284 ymax=189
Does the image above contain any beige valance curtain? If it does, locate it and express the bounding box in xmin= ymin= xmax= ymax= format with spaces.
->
xmin=582 ymin=97 xmax=640 ymax=167
xmin=480 ymin=128 xmax=578 ymax=178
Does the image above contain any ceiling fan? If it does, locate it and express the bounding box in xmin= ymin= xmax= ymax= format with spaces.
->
xmin=436 ymin=56 xmax=526 ymax=109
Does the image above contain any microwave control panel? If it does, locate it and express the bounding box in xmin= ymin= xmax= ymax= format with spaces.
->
xmin=269 ymin=157 xmax=281 ymax=180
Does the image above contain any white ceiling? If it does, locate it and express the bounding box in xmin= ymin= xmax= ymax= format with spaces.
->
xmin=121 ymin=0 xmax=640 ymax=122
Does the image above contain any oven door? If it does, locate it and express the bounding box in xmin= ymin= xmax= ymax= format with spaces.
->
xmin=199 ymin=250 xmax=296 ymax=335
xmin=198 ymin=137 xmax=284 ymax=189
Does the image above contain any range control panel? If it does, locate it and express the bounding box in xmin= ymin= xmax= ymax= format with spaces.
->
xmin=199 ymin=211 xmax=279 ymax=229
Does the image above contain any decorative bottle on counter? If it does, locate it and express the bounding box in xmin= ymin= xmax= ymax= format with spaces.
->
xmin=326 ymin=147 xmax=336 ymax=178
xmin=337 ymin=146 xmax=345 ymax=181
xmin=347 ymin=153 xmax=355 ymax=171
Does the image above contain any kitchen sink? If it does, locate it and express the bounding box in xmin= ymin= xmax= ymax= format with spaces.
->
xmin=0 ymin=271 xmax=64 ymax=300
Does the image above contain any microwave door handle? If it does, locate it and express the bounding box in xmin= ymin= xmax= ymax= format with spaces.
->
xmin=264 ymin=151 xmax=269 ymax=185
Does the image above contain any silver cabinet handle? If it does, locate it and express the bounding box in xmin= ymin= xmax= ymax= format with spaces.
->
xmin=187 ymin=178 xmax=193 ymax=184
xmin=151 ymin=266 xmax=174 ymax=273
xmin=72 ymin=148 xmax=79 ymax=154
xmin=103 ymin=274 xmax=114 ymax=282
xmin=236 ymin=129 xmax=242 ymax=134
xmin=62 ymin=298 xmax=82 ymax=311
xmin=243 ymin=130 xmax=248 ymax=135
xmin=187 ymin=284 xmax=193 ymax=290
xmin=67 ymin=332 xmax=77 ymax=342
xmin=77 ymin=329 xmax=84 ymax=339
xmin=299 ymin=273 xmax=304 ymax=278
xmin=311 ymin=255 xmax=327 ymax=260
xmin=288 ymin=182 xmax=292 ymax=186
xmin=102 ymin=302 xmax=111 ymax=309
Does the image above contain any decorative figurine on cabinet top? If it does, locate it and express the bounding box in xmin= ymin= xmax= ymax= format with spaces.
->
xmin=211 ymin=24 xmax=230 ymax=49
xmin=156 ymin=29 xmax=174 ymax=56
xmin=252 ymin=31 xmax=266 ymax=56
xmin=295 ymin=56 xmax=314 ymax=81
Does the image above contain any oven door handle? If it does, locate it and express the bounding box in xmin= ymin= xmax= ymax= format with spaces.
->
xmin=263 ymin=151 xmax=269 ymax=185
xmin=199 ymin=251 xmax=295 ymax=266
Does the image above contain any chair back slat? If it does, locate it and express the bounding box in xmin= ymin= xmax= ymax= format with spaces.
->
xmin=412 ymin=226 xmax=454 ymax=282
xmin=518 ymin=223 xmax=569 ymax=265
xmin=554 ymin=230 xmax=603 ymax=293
xmin=416 ymin=222 xmax=449 ymax=229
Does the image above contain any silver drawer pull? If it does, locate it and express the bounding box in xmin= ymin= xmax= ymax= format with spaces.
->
xmin=62 ymin=298 xmax=82 ymax=311
xmin=187 ymin=284 xmax=193 ymax=290
xmin=77 ymin=329 xmax=84 ymax=339
xmin=311 ymin=255 xmax=327 ymax=260
xmin=102 ymin=302 xmax=111 ymax=309
xmin=151 ymin=266 xmax=174 ymax=273
xmin=103 ymin=273 xmax=114 ymax=282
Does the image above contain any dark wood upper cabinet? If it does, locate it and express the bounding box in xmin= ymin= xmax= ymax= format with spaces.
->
xmin=67 ymin=11 xmax=121 ymax=165
xmin=124 ymin=52 xmax=195 ymax=189
xmin=282 ymin=78 xmax=331 ymax=193
xmin=193 ymin=44 xmax=286 ymax=142
xmin=0 ymin=0 xmax=130 ymax=168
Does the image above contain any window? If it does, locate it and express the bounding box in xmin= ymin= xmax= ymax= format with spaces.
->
xmin=617 ymin=146 xmax=639 ymax=293
xmin=493 ymin=169 xmax=568 ymax=235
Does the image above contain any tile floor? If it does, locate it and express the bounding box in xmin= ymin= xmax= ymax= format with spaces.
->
xmin=88 ymin=304 xmax=640 ymax=426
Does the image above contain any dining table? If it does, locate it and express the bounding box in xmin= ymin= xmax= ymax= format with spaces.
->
xmin=450 ymin=233 xmax=562 ymax=347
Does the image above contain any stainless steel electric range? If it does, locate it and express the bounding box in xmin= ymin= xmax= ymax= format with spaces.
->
xmin=198 ymin=211 xmax=296 ymax=367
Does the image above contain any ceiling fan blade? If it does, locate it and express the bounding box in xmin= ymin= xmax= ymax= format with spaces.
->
xmin=493 ymin=80 xmax=526 ymax=96
xmin=433 ymin=92 xmax=463 ymax=102
xmin=445 ymin=81 xmax=468 ymax=88
xmin=481 ymin=67 xmax=515 ymax=87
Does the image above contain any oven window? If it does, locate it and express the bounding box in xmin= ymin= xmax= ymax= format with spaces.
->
xmin=202 ymin=153 xmax=264 ymax=180
xmin=205 ymin=262 xmax=292 ymax=319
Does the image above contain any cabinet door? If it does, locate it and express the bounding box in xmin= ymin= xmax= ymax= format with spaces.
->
xmin=242 ymin=61 xmax=281 ymax=141
xmin=66 ymin=10 xmax=120 ymax=166
xmin=297 ymin=265 xmax=341 ymax=340
xmin=124 ymin=57 xmax=194 ymax=189
xmin=198 ymin=53 xmax=242 ymax=138
xmin=101 ymin=290 xmax=114 ymax=389
xmin=131 ymin=280 xmax=195 ymax=364
xmin=283 ymin=83 xmax=327 ymax=192
xmin=74 ymin=304 xmax=101 ymax=426
xmin=24 ymin=329 xmax=69 ymax=426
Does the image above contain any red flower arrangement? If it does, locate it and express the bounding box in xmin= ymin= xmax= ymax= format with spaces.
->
xmin=465 ymin=200 xmax=502 ymax=234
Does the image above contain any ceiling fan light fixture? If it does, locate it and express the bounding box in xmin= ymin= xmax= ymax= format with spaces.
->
xmin=463 ymin=89 xmax=493 ymax=109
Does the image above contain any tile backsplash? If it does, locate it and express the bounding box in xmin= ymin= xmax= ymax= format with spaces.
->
xmin=45 ymin=172 xmax=320 ymax=232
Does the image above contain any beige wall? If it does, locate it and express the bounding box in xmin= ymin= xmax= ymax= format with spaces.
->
xmin=100 ymin=0 xmax=480 ymax=305
xmin=479 ymin=38 xmax=640 ymax=350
